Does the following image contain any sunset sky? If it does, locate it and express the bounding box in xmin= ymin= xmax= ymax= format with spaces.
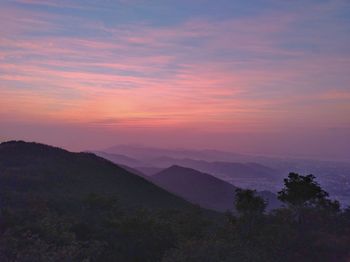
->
xmin=0 ymin=0 xmax=349 ymax=160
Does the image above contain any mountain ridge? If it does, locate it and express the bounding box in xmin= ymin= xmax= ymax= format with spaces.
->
xmin=0 ymin=140 xmax=194 ymax=211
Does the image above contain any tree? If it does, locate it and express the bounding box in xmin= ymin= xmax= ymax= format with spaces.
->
xmin=278 ymin=172 xmax=339 ymax=224
xmin=235 ymin=189 xmax=266 ymax=217
xmin=233 ymin=189 xmax=267 ymax=237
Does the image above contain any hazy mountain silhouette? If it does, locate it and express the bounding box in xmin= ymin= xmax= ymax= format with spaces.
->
xmin=97 ymin=146 xmax=283 ymax=195
xmin=0 ymin=141 xmax=193 ymax=211
xmin=146 ymin=156 xmax=278 ymax=179
xmin=92 ymin=151 xmax=147 ymax=168
xmin=135 ymin=166 xmax=164 ymax=176
xmin=104 ymin=144 xmax=246 ymax=162
xmin=104 ymin=144 xmax=350 ymax=165
xmin=151 ymin=165 xmax=281 ymax=212
xmin=93 ymin=144 xmax=350 ymax=207
xmin=101 ymin=145 xmax=280 ymax=182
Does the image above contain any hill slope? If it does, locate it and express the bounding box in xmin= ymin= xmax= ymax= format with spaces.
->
xmin=152 ymin=165 xmax=238 ymax=211
xmin=0 ymin=141 xmax=192 ymax=211
xmin=152 ymin=165 xmax=281 ymax=211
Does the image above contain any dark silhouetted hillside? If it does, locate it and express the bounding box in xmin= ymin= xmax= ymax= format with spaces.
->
xmin=0 ymin=141 xmax=192 ymax=211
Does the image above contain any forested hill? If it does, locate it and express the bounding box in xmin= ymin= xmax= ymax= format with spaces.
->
xmin=0 ymin=140 xmax=193 ymax=210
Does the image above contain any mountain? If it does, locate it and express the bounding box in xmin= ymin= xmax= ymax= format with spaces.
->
xmin=144 ymin=156 xmax=281 ymax=192
xmin=99 ymin=145 xmax=350 ymax=206
xmin=151 ymin=165 xmax=281 ymax=212
xmin=97 ymin=146 xmax=282 ymax=194
xmin=151 ymin=165 xmax=238 ymax=211
xmin=91 ymin=151 xmax=147 ymax=168
xmin=103 ymin=144 xmax=246 ymax=162
xmin=147 ymin=156 xmax=278 ymax=179
xmin=134 ymin=166 xmax=164 ymax=176
xmin=0 ymin=141 xmax=193 ymax=211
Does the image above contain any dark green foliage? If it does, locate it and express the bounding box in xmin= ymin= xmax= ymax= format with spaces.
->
xmin=278 ymin=173 xmax=332 ymax=208
xmin=231 ymin=189 xmax=267 ymax=238
xmin=235 ymin=188 xmax=267 ymax=217
xmin=0 ymin=192 xmax=213 ymax=262
xmin=0 ymin=141 xmax=213 ymax=261
xmin=278 ymin=172 xmax=340 ymax=225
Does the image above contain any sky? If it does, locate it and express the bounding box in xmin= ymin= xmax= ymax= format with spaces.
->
xmin=0 ymin=0 xmax=349 ymax=161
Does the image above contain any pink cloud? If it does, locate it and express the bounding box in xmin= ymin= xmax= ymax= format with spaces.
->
xmin=1 ymin=2 xmax=349 ymax=137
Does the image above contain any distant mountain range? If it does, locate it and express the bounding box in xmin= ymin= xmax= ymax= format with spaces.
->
xmin=145 ymin=156 xmax=279 ymax=179
xmin=99 ymin=145 xmax=350 ymax=205
xmin=90 ymin=149 xmax=283 ymax=211
xmin=103 ymin=144 xmax=350 ymax=165
xmin=93 ymin=150 xmax=281 ymax=192
xmin=93 ymin=150 xmax=279 ymax=179
xmin=92 ymin=151 xmax=147 ymax=168
xmin=93 ymin=150 xmax=281 ymax=211
xmin=103 ymin=144 xmax=249 ymax=162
